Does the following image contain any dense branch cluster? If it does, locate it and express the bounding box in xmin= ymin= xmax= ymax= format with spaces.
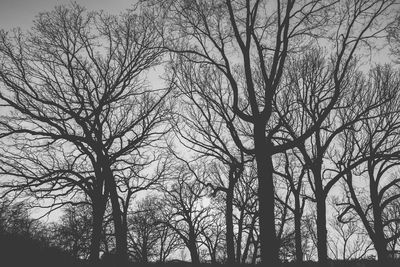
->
xmin=1 ymin=1 xmax=400 ymax=266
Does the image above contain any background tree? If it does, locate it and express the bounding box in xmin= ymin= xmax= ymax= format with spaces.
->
xmin=198 ymin=202 xmax=226 ymax=264
xmin=170 ymin=58 xmax=251 ymax=264
xmin=232 ymin=163 xmax=259 ymax=263
xmin=159 ymin=164 xmax=210 ymax=264
xmin=337 ymin=66 xmax=400 ymax=263
xmin=127 ymin=194 xmax=181 ymax=263
xmin=50 ymin=204 xmax=92 ymax=260
xmin=328 ymin=196 xmax=374 ymax=261
xmin=274 ymin=150 xmax=309 ymax=263
xmin=128 ymin=195 xmax=160 ymax=263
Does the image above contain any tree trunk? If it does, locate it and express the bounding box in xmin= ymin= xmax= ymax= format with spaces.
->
xmin=373 ymin=211 xmax=389 ymax=263
xmin=104 ymin=166 xmax=128 ymax=266
xmin=251 ymin=239 xmax=259 ymax=264
xmin=375 ymin=238 xmax=389 ymax=263
xmin=242 ymin=223 xmax=254 ymax=263
xmin=210 ymin=248 xmax=216 ymax=264
xmin=255 ymin=125 xmax=279 ymax=266
xmin=89 ymin=197 xmax=106 ymax=263
xmin=316 ymin=192 xmax=328 ymax=266
xmin=188 ymin=237 xmax=200 ymax=264
xmin=294 ymin=193 xmax=303 ymax=264
xmin=236 ymin=210 xmax=244 ymax=263
xmin=371 ymin=179 xmax=389 ymax=264
xmin=226 ymin=186 xmax=235 ymax=264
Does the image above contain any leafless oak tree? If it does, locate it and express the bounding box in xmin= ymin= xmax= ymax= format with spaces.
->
xmin=0 ymin=4 xmax=170 ymax=264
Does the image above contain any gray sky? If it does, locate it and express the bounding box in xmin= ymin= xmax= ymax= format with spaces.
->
xmin=0 ymin=0 xmax=135 ymax=30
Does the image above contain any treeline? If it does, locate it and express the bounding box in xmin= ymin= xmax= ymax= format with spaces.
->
xmin=1 ymin=1 xmax=400 ymax=266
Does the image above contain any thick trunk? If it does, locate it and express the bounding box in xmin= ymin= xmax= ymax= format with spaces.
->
xmin=104 ymin=166 xmax=128 ymax=266
xmin=187 ymin=225 xmax=200 ymax=264
xmin=373 ymin=214 xmax=389 ymax=262
xmin=226 ymin=187 xmax=235 ymax=264
xmin=255 ymin=126 xmax=278 ymax=266
xmin=89 ymin=198 xmax=106 ymax=263
xmin=316 ymin=192 xmax=328 ymax=265
xmin=188 ymin=238 xmax=200 ymax=264
xmin=142 ymin=245 xmax=149 ymax=263
xmin=375 ymin=238 xmax=389 ymax=263
xmin=294 ymin=194 xmax=303 ymax=264
xmin=110 ymin=192 xmax=128 ymax=265
xmin=371 ymin=179 xmax=389 ymax=263
xmin=313 ymin=163 xmax=328 ymax=266
xmin=189 ymin=247 xmax=200 ymax=264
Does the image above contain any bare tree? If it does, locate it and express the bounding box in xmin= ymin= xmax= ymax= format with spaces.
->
xmin=232 ymin=163 xmax=259 ymax=263
xmin=159 ymin=165 xmax=210 ymax=264
xmin=328 ymin=196 xmax=374 ymax=260
xmin=170 ymin=58 xmax=251 ymax=264
xmin=156 ymin=217 xmax=182 ymax=263
xmin=128 ymin=195 xmax=160 ymax=263
xmin=277 ymin=42 xmax=398 ymax=264
xmin=198 ymin=202 xmax=226 ymax=264
xmin=127 ymin=194 xmax=181 ymax=263
xmin=302 ymin=213 xmax=318 ymax=262
xmin=384 ymin=198 xmax=400 ymax=258
xmin=146 ymin=0 xmax=395 ymax=264
xmin=50 ymin=204 xmax=92 ymax=260
xmin=0 ymin=3 xmax=169 ymax=264
xmin=274 ymin=150 xmax=309 ymax=263
xmin=337 ymin=65 xmax=400 ymax=263
xmin=0 ymin=196 xmax=36 ymax=236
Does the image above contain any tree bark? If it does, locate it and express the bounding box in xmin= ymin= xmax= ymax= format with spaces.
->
xmin=226 ymin=186 xmax=235 ymax=264
xmin=373 ymin=204 xmax=389 ymax=263
xmin=375 ymin=236 xmax=389 ymax=263
xmin=294 ymin=193 xmax=304 ymax=264
xmin=188 ymin=233 xmax=200 ymax=264
xmin=104 ymin=165 xmax=128 ymax=266
xmin=242 ymin=215 xmax=256 ymax=263
xmin=255 ymin=124 xmax=279 ymax=266
xmin=89 ymin=195 xmax=106 ymax=263
xmin=316 ymin=191 xmax=328 ymax=265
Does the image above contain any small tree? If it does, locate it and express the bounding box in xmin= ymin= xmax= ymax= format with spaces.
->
xmin=159 ymin=165 xmax=210 ymax=264
xmin=328 ymin=196 xmax=374 ymax=260
xmin=51 ymin=204 xmax=92 ymax=260
xmin=127 ymin=195 xmax=180 ymax=263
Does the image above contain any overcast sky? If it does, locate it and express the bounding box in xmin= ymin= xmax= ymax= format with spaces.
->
xmin=0 ymin=0 xmax=135 ymax=30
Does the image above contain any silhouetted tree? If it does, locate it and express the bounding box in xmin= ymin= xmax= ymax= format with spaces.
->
xmin=328 ymin=195 xmax=374 ymax=260
xmin=50 ymin=204 xmax=92 ymax=260
xmin=159 ymin=165 xmax=210 ymax=264
xmin=128 ymin=194 xmax=181 ymax=263
xmin=337 ymin=66 xmax=400 ymax=263
xmin=0 ymin=3 xmax=169 ymax=265
xmin=146 ymin=0 xmax=395 ymax=264
xmin=274 ymin=150 xmax=309 ymax=263
xmin=198 ymin=200 xmax=226 ymax=263
xmin=233 ymin=163 xmax=259 ymax=263
xmin=170 ymin=58 xmax=251 ymax=264
xmin=128 ymin=195 xmax=159 ymax=263
xmin=0 ymin=196 xmax=34 ymax=236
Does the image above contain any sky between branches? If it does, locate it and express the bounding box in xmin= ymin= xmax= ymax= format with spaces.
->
xmin=0 ymin=0 xmax=134 ymax=30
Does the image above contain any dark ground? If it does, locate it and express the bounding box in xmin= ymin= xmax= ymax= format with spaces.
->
xmin=1 ymin=232 xmax=399 ymax=267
